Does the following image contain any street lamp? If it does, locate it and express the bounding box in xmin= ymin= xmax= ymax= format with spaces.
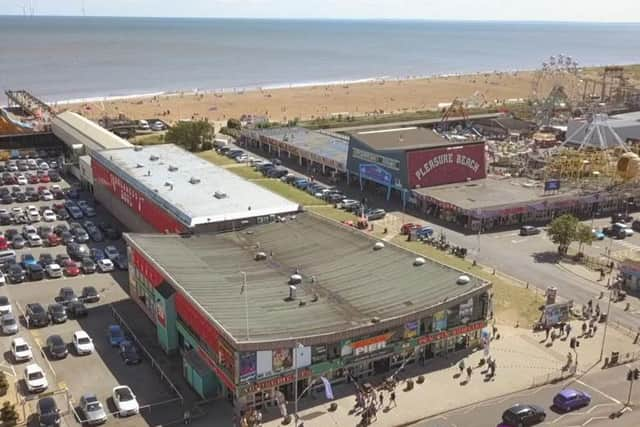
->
xmin=293 ymin=342 xmax=304 ymax=426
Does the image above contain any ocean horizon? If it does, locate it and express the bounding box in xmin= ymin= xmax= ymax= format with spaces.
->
xmin=1 ymin=16 xmax=639 ymax=104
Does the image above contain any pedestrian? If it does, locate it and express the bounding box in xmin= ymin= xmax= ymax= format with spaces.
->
xmin=565 ymin=323 xmax=571 ymax=337
xmin=489 ymin=360 xmax=496 ymax=377
xmin=593 ymin=324 xmax=598 ymax=335
xmin=545 ymin=327 xmax=550 ymax=340
xmin=581 ymin=322 xmax=587 ymax=336
xmin=378 ymin=391 xmax=384 ymax=409
xmin=370 ymin=402 xmax=377 ymax=421
xmin=466 ymin=366 xmax=472 ymax=380
xmin=256 ymin=410 xmax=263 ymax=426
xmin=390 ymin=391 xmax=397 ymax=408
xmin=458 ymin=359 xmax=465 ymax=374
xmin=183 ymin=409 xmax=191 ymax=425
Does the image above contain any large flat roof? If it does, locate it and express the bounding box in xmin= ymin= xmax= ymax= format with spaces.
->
xmin=247 ymin=127 xmax=348 ymax=170
xmin=52 ymin=111 xmax=132 ymax=151
xmin=126 ymin=213 xmax=487 ymax=346
xmin=93 ymin=144 xmax=300 ymax=227
xmin=414 ymin=177 xmax=582 ymax=211
xmin=350 ymin=126 xmax=477 ymax=151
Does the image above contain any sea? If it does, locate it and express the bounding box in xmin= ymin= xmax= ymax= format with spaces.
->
xmin=1 ymin=16 xmax=640 ymax=104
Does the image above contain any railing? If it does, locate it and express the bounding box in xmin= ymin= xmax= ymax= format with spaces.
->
xmin=110 ymin=304 xmax=184 ymax=406
xmin=530 ymin=364 xmax=576 ymax=388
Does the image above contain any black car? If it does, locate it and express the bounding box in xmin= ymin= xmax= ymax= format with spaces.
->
xmin=25 ymin=303 xmax=49 ymax=328
xmin=1 ymin=194 xmax=13 ymax=204
xmin=114 ymin=255 xmax=128 ymax=271
xmin=72 ymin=228 xmax=89 ymax=243
xmin=53 ymin=207 xmax=69 ymax=220
xmin=80 ymin=286 xmax=100 ymax=303
xmin=27 ymin=263 xmax=44 ymax=281
xmin=4 ymin=228 xmax=19 ymax=240
xmin=60 ymin=232 xmax=74 ymax=245
xmin=53 ymin=224 xmax=69 ymax=236
xmin=47 ymin=303 xmax=67 ymax=324
xmin=502 ymin=404 xmax=546 ymax=426
xmin=8 ymin=264 xmax=25 ymax=283
xmin=267 ymin=167 xmax=289 ymax=178
xmin=55 ymin=254 xmax=70 ymax=266
xmin=0 ymin=212 xmax=11 ymax=225
xmin=57 ymin=287 xmax=78 ymax=306
xmin=15 ymin=192 xmax=26 ymax=203
xmin=87 ymin=227 xmax=104 ymax=242
xmin=66 ymin=301 xmax=88 ymax=318
xmin=81 ymin=257 xmax=96 ymax=274
xmin=119 ymin=340 xmax=142 ymax=365
xmin=37 ymin=396 xmax=61 ymax=427
xmin=46 ymin=334 xmax=68 ymax=359
xmin=39 ymin=253 xmax=54 ymax=267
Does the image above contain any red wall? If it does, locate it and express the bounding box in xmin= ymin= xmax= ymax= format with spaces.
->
xmin=175 ymin=293 xmax=221 ymax=354
xmin=131 ymin=249 xmax=165 ymax=288
xmin=407 ymin=143 xmax=486 ymax=188
xmin=91 ymin=159 xmax=186 ymax=234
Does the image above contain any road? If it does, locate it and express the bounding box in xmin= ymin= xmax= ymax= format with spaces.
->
xmin=414 ymin=363 xmax=640 ymax=427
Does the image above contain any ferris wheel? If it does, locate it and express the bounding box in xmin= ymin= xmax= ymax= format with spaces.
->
xmin=530 ymin=55 xmax=581 ymax=125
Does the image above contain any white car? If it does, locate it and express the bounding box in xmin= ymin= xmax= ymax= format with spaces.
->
xmin=27 ymin=207 xmax=41 ymax=222
xmin=72 ymin=330 xmax=94 ymax=355
xmin=138 ymin=120 xmax=150 ymax=131
xmin=11 ymin=337 xmax=33 ymax=362
xmin=151 ymin=121 xmax=165 ymax=131
xmin=24 ymin=363 xmax=48 ymax=393
xmin=17 ymin=175 xmax=27 ymax=185
xmin=0 ymin=296 xmax=10 ymax=314
xmin=27 ymin=233 xmax=42 ymax=247
xmin=11 ymin=207 xmax=24 ymax=216
xmin=39 ymin=162 xmax=49 ymax=170
xmin=41 ymin=190 xmax=53 ymax=201
xmin=112 ymin=385 xmax=139 ymax=417
xmin=97 ymin=259 xmax=114 ymax=273
xmin=104 ymin=246 xmax=120 ymax=261
xmin=0 ymin=272 xmax=5 ymax=286
xmin=50 ymin=184 xmax=61 ymax=192
xmin=42 ymin=210 xmax=56 ymax=222
xmin=235 ymin=155 xmax=249 ymax=163
xmin=45 ymin=263 xmax=62 ymax=279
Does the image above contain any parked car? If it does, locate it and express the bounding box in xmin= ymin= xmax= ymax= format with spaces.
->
xmin=47 ymin=233 xmax=61 ymax=247
xmin=81 ymin=257 xmax=97 ymax=274
xmin=112 ymin=385 xmax=139 ymax=417
xmin=553 ymin=388 xmax=591 ymax=412
xmin=63 ymin=260 xmax=80 ymax=277
xmin=73 ymin=330 xmax=94 ymax=355
xmin=104 ymin=246 xmax=120 ymax=261
xmin=42 ymin=210 xmax=56 ymax=222
xmin=108 ymin=324 xmax=126 ymax=346
xmin=114 ymin=255 xmax=128 ymax=271
xmin=37 ymin=396 xmax=61 ymax=427
xmin=10 ymin=337 xmax=33 ymax=362
xmin=1 ymin=313 xmax=19 ymax=335
xmin=24 ymin=363 xmax=48 ymax=393
xmin=67 ymin=301 xmax=88 ymax=318
xmin=81 ymin=286 xmax=100 ymax=303
xmin=79 ymin=394 xmax=108 ymax=425
xmin=8 ymin=264 xmax=25 ymax=283
xmin=519 ymin=225 xmax=541 ymax=236
xmin=67 ymin=205 xmax=83 ymax=219
xmin=97 ymin=258 xmax=115 ymax=273
xmin=47 ymin=303 xmax=67 ymax=324
xmin=501 ymin=404 xmax=546 ymax=426
xmin=119 ymin=340 xmax=142 ymax=365
xmin=58 ymin=287 xmax=78 ymax=305
xmin=366 ymin=208 xmax=387 ymax=221
xmin=27 ymin=233 xmax=43 ymax=247
xmin=592 ymin=229 xmax=605 ymax=240
xmin=46 ymin=334 xmax=68 ymax=359
xmin=27 ymin=263 xmax=44 ymax=280
xmin=12 ymin=235 xmax=26 ymax=249
xmin=0 ymin=296 xmax=11 ymax=314
xmin=25 ymin=303 xmax=49 ymax=328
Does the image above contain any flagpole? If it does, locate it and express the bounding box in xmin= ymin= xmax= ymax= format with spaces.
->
xmin=241 ymin=271 xmax=249 ymax=340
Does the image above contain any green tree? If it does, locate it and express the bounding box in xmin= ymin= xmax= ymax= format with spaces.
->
xmin=547 ymin=214 xmax=579 ymax=255
xmin=227 ymin=118 xmax=241 ymax=130
xmin=164 ymin=120 xmax=213 ymax=152
xmin=0 ymin=372 xmax=7 ymax=396
xmin=575 ymin=223 xmax=594 ymax=254
xmin=0 ymin=401 xmax=18 ymax=427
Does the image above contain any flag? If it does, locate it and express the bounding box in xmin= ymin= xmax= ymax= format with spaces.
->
xmin=320 ymin=376 xmax=334 ymax=400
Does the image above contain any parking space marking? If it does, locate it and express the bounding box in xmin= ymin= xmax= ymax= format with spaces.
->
xmin=575 ymin=379 xmax=621 ymax=404
xmin=511 ymin=239 xmax=527 ymax=244
xmin=549 ymin=403 xmax=618 ymax=424
xmin=57 ymin=381 xmax=67 ymax=390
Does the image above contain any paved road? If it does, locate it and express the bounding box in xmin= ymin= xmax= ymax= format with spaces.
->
xmin=414 ymin=363 xmax=640 ymax=427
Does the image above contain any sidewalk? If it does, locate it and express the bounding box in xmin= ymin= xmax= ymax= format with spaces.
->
xmin=255 ymin=321 xmax=639 ymax=427
xmin=557 ymin=261 xmax=603 ymax=284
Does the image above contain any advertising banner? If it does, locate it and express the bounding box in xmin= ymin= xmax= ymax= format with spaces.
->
xmin=272 ymin=348 xmax=293 ymax=372
xmin=359 ymin=163 xmax=393 ymax=186
xmin=311 ymin=345 xmax=328 ymax=364
xmin=542 ymin=301 xmax=573 ymax=326
xmin=403 ymin=321 xmax=419 ymax=339
xmin=239 ymin=352 xmax=257 ymax=382
xmin=544 ymin=179 xmax=561 ymax=192
xmin=432 ymin=310 xmax=447 ymax=332
xmin=459 ymin=298 xmax=474 ymax=324
xmin=407 ymin=143 xmax=486 ymax=188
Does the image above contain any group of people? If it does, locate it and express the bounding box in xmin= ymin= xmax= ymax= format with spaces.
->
xmin=457 ymin=357 xmax=497 ymax=382
xmin=237 ymin=409 xmax=263 ymax=427
xmin=352 ymin=381 xmax=398 ymax=426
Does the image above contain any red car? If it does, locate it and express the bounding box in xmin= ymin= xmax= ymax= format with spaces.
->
xmin=63 ymin=260 xmax=80 ymax=276
xmin=400 ymin=223 xmax=421 ymax=235
xmin=47 ymin=233 xmax=61 ymax=247
xmin=39 ymin=175 xmax=51 ymax=183
xmin=37 ymin=186 xmax=47 ymax=194
xmin=0 ymin=236 xmax=8 ymax=250
xmin=27 ymin=174 xmax=39 ymax=184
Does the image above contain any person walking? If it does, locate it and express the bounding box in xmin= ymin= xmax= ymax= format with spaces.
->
xmin=378 ymin=391 xmax=384 ymax=409
xmin=390 ymin=391 xmax=397 ymax=408
xmin=565 ymin=323 xmax=571 ymax=338
xmin=466 ymin=366 xmax=472 ymax=381
xmin=458 ymin=359 xmax=465 ymax=375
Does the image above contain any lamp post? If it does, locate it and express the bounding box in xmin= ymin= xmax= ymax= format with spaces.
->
xmin=599 ymin=288 xmax=613 ymax=362
xmin=241 ymin=272 xmax=249 ymax=340
xmin=293 ymin=342 xmax=304 ymax=426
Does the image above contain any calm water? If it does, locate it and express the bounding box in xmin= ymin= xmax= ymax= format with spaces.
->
xmin=1 ymin=16 xmax=639 ymax=103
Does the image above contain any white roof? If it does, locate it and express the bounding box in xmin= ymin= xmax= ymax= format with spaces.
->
xmin=93 ymin=144 xmax=300 ymax=227
xmin=52 ymin=111 xmax=132 ymax=152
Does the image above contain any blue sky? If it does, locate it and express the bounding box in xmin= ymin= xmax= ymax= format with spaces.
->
xmin=3 ymin=0 xmax=640 ymax=22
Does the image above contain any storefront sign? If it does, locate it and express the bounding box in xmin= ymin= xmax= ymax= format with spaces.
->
xmin=359 ymin=163 xmax=393 ymax=186
xmin=407 ymin=144 xmax=486 ymax=188
xmin=544 ymin=180 xmax=561 ymax=192
xmin=403 ymin=321 xmax=419 ymax=339
xmin=311 ymin=345 xmax=327 ymax=364
xmin=459 ymin=299 xmax=474 ymax=324
xmin=432 ymin=310 xmax=447 ymax=332
xmin=240 ymin=352 xmax=257 ymax=383
xmin=272 ymin=348 xmax=293 ymax=372
xmin=132 ymin=250 xmax=165 ymax=287
xmin=243 ymin=369 xmax=312 ymax=394
xmin=344 ymin=332 xmax=394 ymax=357
xmin=419 ymin=321 xmax=485 ymax=345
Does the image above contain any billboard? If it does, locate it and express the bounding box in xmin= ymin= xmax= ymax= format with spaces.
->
xmin=544 ymin=180 xmax=561 ymax=192
xmin=542 ymin=301 xmax=573 ymax=327
xmin=92 ymin=159 xmax=186 ymax=233
xmin=359 ymin=163 xmax=393 ymax=186
xmin=407 ymin=143 xmax=486 ymax=188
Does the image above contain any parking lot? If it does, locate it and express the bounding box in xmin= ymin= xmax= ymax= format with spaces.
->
xmin=0 ymin=155 xmax=180 ymax=426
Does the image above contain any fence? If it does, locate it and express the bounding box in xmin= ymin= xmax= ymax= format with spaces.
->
xmin=110 ymin=304 xmax=184 ymax=406
xmin=530 ymin=364 xmax=577 ymax=388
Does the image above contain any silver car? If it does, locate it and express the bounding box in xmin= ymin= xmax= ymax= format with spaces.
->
xmin=1 ymin=313 xmax=19 ymax=335
xmin=79 ymin=394 xmax=107 ymax=425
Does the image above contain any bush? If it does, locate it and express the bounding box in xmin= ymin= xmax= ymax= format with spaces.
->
xmin=0 ymin=401 xmax=18 ymax=427
xmin=0 ymin=372 xmax=8 ymax=396
xmin=227 ymin=118 xmax=241 ymax=130
xmin=416 ymin=375 xmax=425 ymax=384
xmin=201 ymin=140 xmax=213 ymax=151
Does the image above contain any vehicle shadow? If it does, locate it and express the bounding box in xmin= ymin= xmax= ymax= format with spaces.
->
xmin=531 ymin=251 xmax=561 ymax=264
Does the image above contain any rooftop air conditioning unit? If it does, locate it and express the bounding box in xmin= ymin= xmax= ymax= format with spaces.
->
xmin=136 ymin=163 xmax=144 ymax=168
xmin=169 ymin=165 xmax=178 ymax=172
xmin=189 ymin=177 xmax=201 ymax=184
xmin=149 ymin=155 xmax=160 ymax=161
xmin=414 ymin=257 xmax=426 ymax=266
xmin=456 ymin=275 xmax=471 ymax=285
xmin=255 ymin=252 xmax=267 ymax=261
xmin=374 ymin=242 xmax=385 ymax=250
xmin=214 ymin=191 xmax=227 ymax=199
xmin=289 ymin=274 xmax=302 ymax=285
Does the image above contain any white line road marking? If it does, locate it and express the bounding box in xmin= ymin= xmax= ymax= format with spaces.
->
xmin=575 ymin=379 xmax=621 ymax=404
xmin=550 ymin=403 xmax=617 ymax=424
xmin=511 ymin=239 xmax=527 ymax=244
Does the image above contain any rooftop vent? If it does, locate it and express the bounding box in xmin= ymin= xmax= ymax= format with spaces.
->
xmin=136 ymin=163 xmax=144 ymax=168
xmin=168 ymin=165 xmax=178 ymax=172
xmin=189 ymin=177 xmax=201 ymax=185
xmin=255 ymin=252 xmax=267 ymax=261
xmin=371 ymin=316 xmax=380 ymax=323
xmin=164 ymin=180 xmax=173 ymax=187
xmin=456 ymin=275 xmax=471 ymax=285
xmin=374 ymin=242 xmax=385 ymax=251
xmin=414 ymin=257 xmax=426 ymax=266
xmin=149 ymin=155 xmax=160 ymax=161
xmin=214 ymin=191 xmax=227 ymax=199
xmin=289 ymin=274 xmax=302 ymax=285
xmin=134 ymin=146 xmax=143 ymax=151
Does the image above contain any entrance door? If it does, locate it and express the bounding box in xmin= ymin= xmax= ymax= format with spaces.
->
xmin=373 ymin=357 xmax=390 ymax=375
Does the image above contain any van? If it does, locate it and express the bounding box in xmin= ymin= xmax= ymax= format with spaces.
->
xmin=0 ymin=250 xmax=16 ymax=265
xmin=613 ymin=222 xmax=634 ymax=237
xmin=519 ymin=225 xmax=541 ymax=236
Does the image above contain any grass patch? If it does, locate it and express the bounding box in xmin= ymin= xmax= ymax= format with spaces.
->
xmin=227 ymin=165 xmax=263 ymax=180
xmin=197 ymin=150 xmax=238 ymax=166
xmin=254 ymin=180 xmax=327 ymax=206
xmin=307 ymin=206 xmax=359 ymax=223
xmin=391 ymin=236 xmax=544 ymax=328
xmin=130 ymin=132 xmax=165 ymax=145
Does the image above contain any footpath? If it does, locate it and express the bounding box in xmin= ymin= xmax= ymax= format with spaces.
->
xmin=253 ymin=320 xmax=639 ymax=427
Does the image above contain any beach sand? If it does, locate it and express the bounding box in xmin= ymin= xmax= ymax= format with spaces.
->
xmin=61 ymin=68 xmax=625 ymax=124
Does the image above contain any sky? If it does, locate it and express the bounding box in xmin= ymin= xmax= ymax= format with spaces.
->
xmin=3 ymin=0 xmax=640 ymax=22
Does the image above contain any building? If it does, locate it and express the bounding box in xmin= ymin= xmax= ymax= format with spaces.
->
xmin=347 ymin=126 xmax=486 ymax=206
xmin=239 ymin=127 xmax=348 ymax=179
xmin=124 ymin=213 xmax=491 ymax=408
xmin=473 ymin=116 xmax=537 ymax=140
xmin=413 ymin=176 xmax=640 ymax=232
xmin=91 ymin=144 xmax=300 ymax=234
xmin=565 ymin=113 xmax=640 ymax=149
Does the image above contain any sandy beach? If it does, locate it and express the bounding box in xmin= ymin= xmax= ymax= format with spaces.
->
xmin=61 ymin=67 xmax=636 ymax=124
